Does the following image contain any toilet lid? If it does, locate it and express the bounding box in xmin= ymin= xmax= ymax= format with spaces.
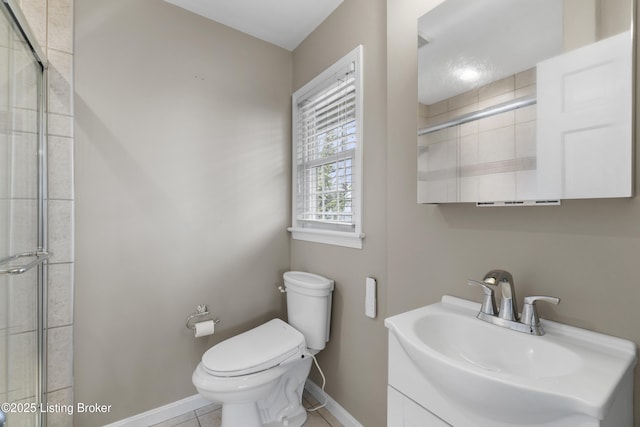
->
xmin=202 ymin=319 xmax=306 ymax=377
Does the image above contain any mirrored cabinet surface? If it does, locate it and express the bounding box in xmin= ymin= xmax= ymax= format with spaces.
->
xmin=417 ymin=0 xmax=634 ymax=205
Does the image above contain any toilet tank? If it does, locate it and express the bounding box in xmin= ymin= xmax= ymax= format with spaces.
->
xmin=283 ymin=271 xmax=334 ymax=351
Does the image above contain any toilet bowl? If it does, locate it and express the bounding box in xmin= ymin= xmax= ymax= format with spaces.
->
xmin=192 ymin=271 xmax=334 ymax=427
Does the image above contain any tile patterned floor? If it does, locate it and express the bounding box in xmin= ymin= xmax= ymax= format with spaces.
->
xmin=149 ymin=392 xmax=344 ymax=427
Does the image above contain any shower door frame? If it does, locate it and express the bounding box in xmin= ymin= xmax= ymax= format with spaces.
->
xmin=0 ymin=0 xmax=49 ymax=425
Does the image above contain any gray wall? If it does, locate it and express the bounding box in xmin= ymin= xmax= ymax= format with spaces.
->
xmin=290 ymin=0 xmax=388 ymax=426
xmin=74 ymin=1 xmax=292 ymax=425
xmin=387 ymin=0 xmax=640 ymax=424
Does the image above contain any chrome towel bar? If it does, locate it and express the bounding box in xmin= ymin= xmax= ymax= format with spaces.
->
xmin=0 ymin=251 xmax=52 ymax=275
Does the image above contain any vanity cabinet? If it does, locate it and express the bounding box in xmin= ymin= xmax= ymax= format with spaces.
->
xmin=386 ymin=307 xmax=635 ymax=427
xmin=388 ymin=386 xmax=450 ymax=426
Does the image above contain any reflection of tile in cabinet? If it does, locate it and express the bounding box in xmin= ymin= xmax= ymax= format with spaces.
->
xmin=516 ymin=122 xmax=536 ymax=158
xmin=478 ymin=172 xmax=516 ymax=201
xmin=516 ymin=68 xmax=536 ymax=89
xmin=449 ymin=88 xmax=478 ymax=111
xmin=479 ymin=126 xmax=515 ymax=163
xmin=479 ymin=75 xmax=514 ymax=101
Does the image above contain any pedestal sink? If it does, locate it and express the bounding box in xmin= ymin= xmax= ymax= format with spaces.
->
xmin=385 ymin=296 xmax=637 ymax=426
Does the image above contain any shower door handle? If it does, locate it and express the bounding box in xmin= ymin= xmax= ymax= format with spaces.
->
xmin=0 ymin=251 xmax=52 ymax=275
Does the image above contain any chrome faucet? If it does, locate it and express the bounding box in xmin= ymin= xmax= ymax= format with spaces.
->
xmin=482 ymin=269 xmax=518 ymax=321
xmin=468 ymin=270 xmax=560 ymax=336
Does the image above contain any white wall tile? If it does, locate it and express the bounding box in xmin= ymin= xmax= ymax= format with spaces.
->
xmin=515 ymin=84 xmax=536 ymax=98
xmin=47 ymin=262 xmax=73 ymax=327
xmin=0 ymin=277 xmax=7 ymax=330
xmin=516 ymin=67 xmax=536 ymax=88
xmin=47 ymin=49 xmax=73 ymax=116
xmin=8 ymin=331 xmax=37 ymax=401
xmin=48 ymin=199 xmax=74 ymax=263
xmin=478 ymin=172 xmax=516 ymax=201
xmin=9 ymin=270 xmax=37 ymax=333
xmin=449 ymin=88 xmax=478 ymax=110
xmin=47 ymin=326 xmax=73 ymax=391
xmin=0 ymin=135 xmax=9 ymax=199
xmin=459 ymin=176 xmax=478 ymax=202
xmin=46 ymin=387 xmax=74 ymax=427
xmin=426 ymin=99 xmax=447 ymax=117
xmin=515 ymin=104 xmax=536 ymax=123
xmin=479 ymin=75 xmax=514 ymax=101
xmin=478 ymin=126 xmax=515 ymax=163
xmin=0 ymin=328 xmax=5 ymax=396
xmin=48 ymin=135 xmax=73 ymax=200
xmin=48 ymin=113 xmax=73 ymax=138
xmin=47 ymin=0 xmax=73 ymax=53
xmin=10 ymin=199 xmax=38 ymax=254
xmin=10 ymin=133 xmax=38 ymax=199
xmin=478 ymin=110 xmax=514 ymax=132
xmin=478 ymin=92 xmax=514 ymax=110
xmin=459 ymin=133 xmax=478 ymax=166
xmin=516 ymin=170 xmax=538 ymax=200
xmin=18 ymin=0 xmax=47 ymax=50
xmin=515 ymin=122 xmax=536 ymax=158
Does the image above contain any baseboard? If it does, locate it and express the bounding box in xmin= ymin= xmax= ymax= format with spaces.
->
xmin=304 ymin=380 xmax=364 ymax=427
xmin=102 ymin=394 xmax=218 ymax=427
xmin=101 ymin=381 xmax=360 ymax=427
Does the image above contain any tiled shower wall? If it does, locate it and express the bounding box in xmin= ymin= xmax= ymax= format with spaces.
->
xmin=19 ymin=0 xmax=74 ymax=426
xmin=418 ymin=68 xmax=537 ymax=203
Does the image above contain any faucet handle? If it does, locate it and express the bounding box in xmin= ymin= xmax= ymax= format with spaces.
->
xmin=521 ymin=295 xmax=560 ymax=327
xmin=468 ymin=279 xmax=498 ymax=315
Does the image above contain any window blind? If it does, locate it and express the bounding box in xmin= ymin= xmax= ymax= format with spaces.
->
xmin=295 ymin=62 xmax=358 ymax=232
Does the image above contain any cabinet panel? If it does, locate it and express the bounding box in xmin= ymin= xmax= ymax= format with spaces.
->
xmin=388 ymin=386 xmax=451 ymax=426
xmin=537 ymin=31 xmax=632 ymax=199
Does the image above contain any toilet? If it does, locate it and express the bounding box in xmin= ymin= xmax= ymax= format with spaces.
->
xmin=192 ymin=271 xmax=334 ymax=427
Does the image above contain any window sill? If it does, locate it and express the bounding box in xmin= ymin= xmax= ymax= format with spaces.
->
xmin=287 ymin=227 xmax=364 ymax=249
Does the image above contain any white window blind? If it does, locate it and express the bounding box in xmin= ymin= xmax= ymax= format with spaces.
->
xmin=289 ymin=46 xmax=364 ymax=248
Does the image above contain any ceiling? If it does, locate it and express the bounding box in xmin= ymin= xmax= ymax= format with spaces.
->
xmin=418 ymin=0 xmax=563 ymax=105
xmin=164 ymin=0 xmax=344 ymax=51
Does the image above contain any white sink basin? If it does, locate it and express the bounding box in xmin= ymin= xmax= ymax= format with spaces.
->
xmin=385 ymin=296 xmax=637 ymax=424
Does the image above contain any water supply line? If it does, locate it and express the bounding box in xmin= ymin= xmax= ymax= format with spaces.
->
xmin=306 ymin=354 xmax=328 ymax=412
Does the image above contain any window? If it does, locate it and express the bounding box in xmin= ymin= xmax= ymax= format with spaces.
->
xmin=288 ymin=45 xmax=364 ymax=249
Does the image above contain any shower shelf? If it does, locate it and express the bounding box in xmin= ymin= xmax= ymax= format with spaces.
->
xmin=0 ymin=251 xmax=52 ymax=275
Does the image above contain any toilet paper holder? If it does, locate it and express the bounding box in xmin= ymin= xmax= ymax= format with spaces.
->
xmin=185 ymin=305 xmax=220 ymax=330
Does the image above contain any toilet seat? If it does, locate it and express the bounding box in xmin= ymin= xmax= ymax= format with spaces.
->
xmin=202 ymin=319 xmax=306 ymax=377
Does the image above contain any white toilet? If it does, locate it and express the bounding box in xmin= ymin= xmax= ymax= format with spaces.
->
xmin=192 ymin=271 xmax=334 ymax=427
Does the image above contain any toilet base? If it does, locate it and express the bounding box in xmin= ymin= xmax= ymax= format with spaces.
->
xmin=197 ymin=356 xmax=314 ymax=427
xmin=220 ymin=401 xmax=308 ymax=427
xmin=255 ymin=356 xmax=313 ymax=426
xmin=221 ymin=402 xmax=262 ymax=427
xmin=262 ymin=410 xmax=307 ymax=427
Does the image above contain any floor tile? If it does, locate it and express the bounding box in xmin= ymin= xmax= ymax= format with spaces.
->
xmin=149 ymin=410 xmax=198 ymax=427
xmin=303 ymin=392 xmax=344 ymax=427
xmin=196 ymin=407 xmax=221 ymax=426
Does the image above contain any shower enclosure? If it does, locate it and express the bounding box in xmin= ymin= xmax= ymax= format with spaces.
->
xmin=0 ymin=0 xmax=49 ymax=426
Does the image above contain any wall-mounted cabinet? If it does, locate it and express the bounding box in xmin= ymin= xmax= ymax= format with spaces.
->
xmin=417 ymin=0 xmax=634 ymax=205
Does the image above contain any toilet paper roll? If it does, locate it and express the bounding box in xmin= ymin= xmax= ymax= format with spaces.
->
xmin=194 ymin=320 xmax=215 ymax=338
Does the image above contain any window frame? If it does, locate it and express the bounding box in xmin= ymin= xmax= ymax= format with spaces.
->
xmin=288 ymin=45 xmax=364 ymax=249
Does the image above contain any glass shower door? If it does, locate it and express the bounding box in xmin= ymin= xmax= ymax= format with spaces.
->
xmin=0 ymin=1 xmax=48 ymax=426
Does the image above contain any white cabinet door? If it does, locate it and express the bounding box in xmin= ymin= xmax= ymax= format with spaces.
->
xmin=388 ymin=386 xmax=451 ymax=426
xmin=537 ymin=31 xmax=633 ymax=199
